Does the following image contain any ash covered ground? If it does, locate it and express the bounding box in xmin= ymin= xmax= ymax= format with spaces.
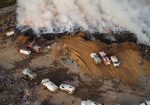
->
xmin=0 ymin=5 xmax=150 ymax=105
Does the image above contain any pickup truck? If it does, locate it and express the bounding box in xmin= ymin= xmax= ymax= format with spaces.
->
xmin=22 ymin=69 xmax=37 ymax=80
xmin=110 ymin=56 xmax=121 ymax=67
xmin=99 ymin=51 xmax=111 ymax=65
xmin=90 ymin=53 xmax=102 ymax=64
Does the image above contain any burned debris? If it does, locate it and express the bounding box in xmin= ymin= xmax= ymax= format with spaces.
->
xmin=0 ymin=67 xmax=36 ymax=105
xmin=138 ymin=44 xmax=150 ymax=60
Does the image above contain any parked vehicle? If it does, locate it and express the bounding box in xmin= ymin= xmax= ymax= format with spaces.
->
xmin=99 ymin=51 xmax=111 ymax=65
xmin=6 ymin=31 xmax=14 ymax=36
xmin=41 ymin=79 xmax=58 ymax=92
xmin=22 ymin=69 xmax=37 ymax=80
xmin=19 ymin=49 xmax=31 ymax=55
xmin=110 ymin=56 xmax=121 ymax=67
xmin=27 ymin=43 xmax=41 ymax=53
xmin=140 ymin=100 xmax=150 ymax=105
xmin=90 ymin=53 xmax=102 ymax=64
xmin=81 ymin=100 xmax=101 ymax=105
xmin=59 ymin=84 xmax=76 ymax=94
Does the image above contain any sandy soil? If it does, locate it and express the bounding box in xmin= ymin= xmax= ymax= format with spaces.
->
xmin=1 ymin=34 xmax=149 ymax=105
xmin=62 ymin=36 xmax=150 ymax=86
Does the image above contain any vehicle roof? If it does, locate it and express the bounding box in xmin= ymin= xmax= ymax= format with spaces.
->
xmin=60 ymin=84 xmax=75 ymax=91
xmin=33 ymin=46 xmax=41 ymax=49
xmin=81 ymin=101 xmax=86 ymax=105
xmin=99 ymin=51 xmax=106 ymax=56
xmin=91 ymin=53 xmax=97 ymax=56
xmin=91 ymin=53 xmax=100 ymax=58
xmin=46 ymin=81 xmax=58 ymax=91
xmin=20 ymin=49 xmax=31 ymax=52
xmin=111 ymin=56 xmax=118 ymax=62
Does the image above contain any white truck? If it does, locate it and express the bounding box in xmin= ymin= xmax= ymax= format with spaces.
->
xmin=99 ymin=51 xmax=111 ymax=65
xmin=140 ymin=100 xmax=150 ymax=105
xmin=6 ymin=31 xmax=14 ymax=36
xmin=19 ymin=49 xmax=31 ymax=55
xmin=22 ymin=69 xmax=37 ymax=80
xmin=110 ymin=56 xmax=121 ymax=67
xmin=90 ymin=53 xmax=102 ymax=64
xmin=81 ymin=100 xmax=102 ymax=105
xmin=41 ymin=79 xmax=58 ymax=92
xmin=59 ymin=84 xmax=76 ymax=94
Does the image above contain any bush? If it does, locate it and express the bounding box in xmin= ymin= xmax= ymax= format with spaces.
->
xmin=0 ymin=0 xmax=16 ymax=8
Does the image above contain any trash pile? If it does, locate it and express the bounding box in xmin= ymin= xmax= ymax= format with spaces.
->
xmin=0 ymin=14 xmax=16 ymax=33
xmin=0 ymin=67 xmax=36 ymax=105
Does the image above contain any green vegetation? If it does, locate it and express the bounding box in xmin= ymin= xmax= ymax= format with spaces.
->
xmin=0 ymin=0 xmax=16 ymax=8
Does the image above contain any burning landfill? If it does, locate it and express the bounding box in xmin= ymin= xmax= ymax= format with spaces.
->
xmin=17 ymin=0 xmax=150 ymax=44
xmin=0 ymin=0 xmax=150 ymax=105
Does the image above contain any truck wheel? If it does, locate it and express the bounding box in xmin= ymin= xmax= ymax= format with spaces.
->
xmin=42 ymin=86 xmax=46 ymax=90
xmin=23 ymin=75 xmax=28 ymax=80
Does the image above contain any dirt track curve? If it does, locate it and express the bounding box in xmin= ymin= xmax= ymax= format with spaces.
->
xmin=62 ymin=36 xmax=150 ymax=85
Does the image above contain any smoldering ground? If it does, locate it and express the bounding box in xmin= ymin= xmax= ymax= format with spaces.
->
xmin=17 ymin=0 xmax=150 ymax=44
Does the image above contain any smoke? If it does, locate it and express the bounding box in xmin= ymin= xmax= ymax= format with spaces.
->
xmin=17 ymin=0 xmax=150 ymax=44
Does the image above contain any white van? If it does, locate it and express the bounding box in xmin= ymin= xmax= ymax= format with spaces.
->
xmin=41 ymin=79 xmax=58 ymax=92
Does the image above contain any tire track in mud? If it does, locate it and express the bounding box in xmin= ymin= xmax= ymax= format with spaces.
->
xmin=62 ymin=36 xmax=150 ymax=85
xmin=63 ymin=37 xmax=103 ymax=76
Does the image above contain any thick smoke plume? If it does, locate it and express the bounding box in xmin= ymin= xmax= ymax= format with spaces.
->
xmin=17 ymin=0 xmax=150 ymax=44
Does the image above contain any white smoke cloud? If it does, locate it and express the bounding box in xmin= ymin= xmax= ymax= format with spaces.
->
xmin=17 ymin=0 xmax=150 ymax=44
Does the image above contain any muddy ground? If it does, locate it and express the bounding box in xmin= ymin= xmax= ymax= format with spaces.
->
xmin=0 ymin=5 xmax=150 ymax=105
